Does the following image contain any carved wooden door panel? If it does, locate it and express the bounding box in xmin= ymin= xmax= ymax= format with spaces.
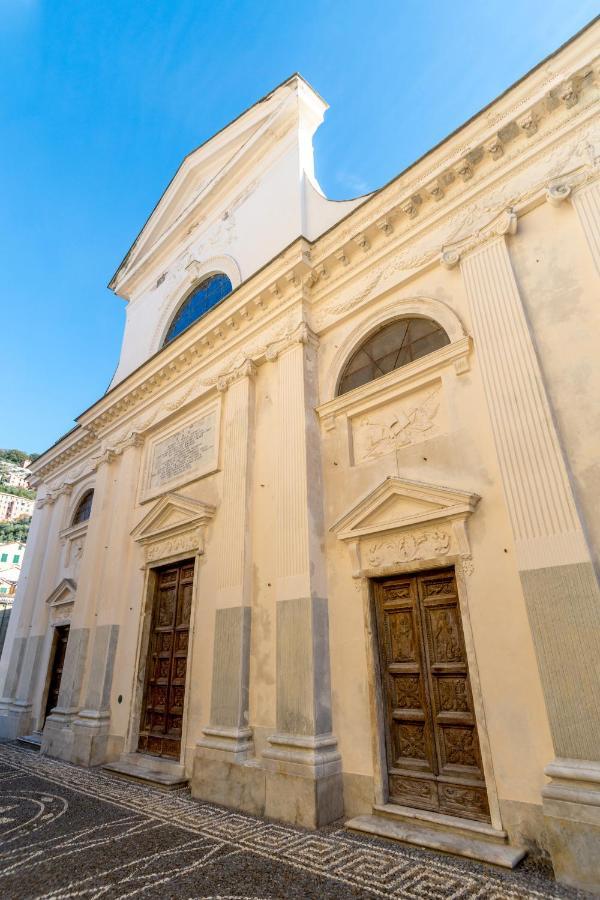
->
xmin=44 ymin=624 xmax=70 ymax=721
xmin=138 ymin=560 xmax=195 ymax=759
xmin=375 ymin=568 xmax=490 ymax=822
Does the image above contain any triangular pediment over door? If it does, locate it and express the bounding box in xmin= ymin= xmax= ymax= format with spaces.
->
xmin=131 ymin=492 xmax=216 ymax=566
xmin=331 ymin=476 xmax=480 ymax=577
xmin=46 ymin=578 xmax=77 ymax=609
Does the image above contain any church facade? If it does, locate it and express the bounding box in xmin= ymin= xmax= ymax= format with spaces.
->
xmin=2 ymin=21 xmax=600 ymax=891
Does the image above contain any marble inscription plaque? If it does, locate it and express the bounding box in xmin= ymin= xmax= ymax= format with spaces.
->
xmin=149 ymin=411 xmax=216 ymax=490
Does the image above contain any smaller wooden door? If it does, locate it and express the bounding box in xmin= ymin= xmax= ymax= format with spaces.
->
xmin=44 ymin=625 xmax=70 ymax=721
xmin=374 ymin=568 xmax=490 ymax=822
xmin=138 ymin=561 xmax=194 ymax=759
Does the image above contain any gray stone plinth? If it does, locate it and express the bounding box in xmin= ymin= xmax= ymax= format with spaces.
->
xmin=41 ymin=708 xmax=77 ymax=762
xmin=71 ymin=710 xmax=112 ymax=767
xmin=192 ymin=752 xmax=266 ymax=815
xmin=542 ymin=756 xmax=600 ymax=891
xmin=265 ymin=769 xmax=344 ymax=828
xmin=0 ymin=701 xmax=33 ymax=741
xmin=544 ymin=813 xmax=600 ymax=892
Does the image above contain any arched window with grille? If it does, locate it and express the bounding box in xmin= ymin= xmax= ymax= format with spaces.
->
xmin=337 ymin=317 xmax=450 ymax=396
xmin=72 ymin=490 xmax=94 ymax=526
xmin=163 ymin=273 xmax=233 ymax=347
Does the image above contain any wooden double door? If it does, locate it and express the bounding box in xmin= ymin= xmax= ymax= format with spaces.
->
xmin=374 ymin=568 xmax=490 ymax=822
xmin=44 ymin=625 xmax=70 ymax=722
xmin=138 ymin=560 xmax=195 ymax=760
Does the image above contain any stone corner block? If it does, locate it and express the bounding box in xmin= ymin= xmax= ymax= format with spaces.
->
xmin=265 ymin=769 xmax=344 ymax=828
xmin=191 ymin=751 xmax=266 ymax=817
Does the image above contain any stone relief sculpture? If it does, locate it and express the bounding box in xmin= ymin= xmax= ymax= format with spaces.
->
xmin=353 ymin=388 xmax=441 ymax=462
xmin=366 ymin=530 xmax=452 ymax=567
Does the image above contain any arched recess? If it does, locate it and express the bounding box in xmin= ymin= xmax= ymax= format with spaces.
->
xmin=64 ymin=480 xmax=96 ymax=531
xmin=152 ymin=254 xmax=242 ymax=354
xmin=325 ymin=296 xmax=468 ymax=401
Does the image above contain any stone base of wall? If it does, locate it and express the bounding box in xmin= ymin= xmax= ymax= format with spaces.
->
xmin=498 ymin=798 xmax=550 ymax=863
xmin=342 ymin=772 xmax=375 ymax=818
xmin=192 ymin=745 xmax=344 ymax=828
xmin=192 ymin=752 xmax=266 ymax=815
xmin=264 ymin=769 xmax=344 ymax=828
xmin=41 ymin=709 xmax=76 ymax=761
xmin=0 ymin=701 xmax=32 ymax=740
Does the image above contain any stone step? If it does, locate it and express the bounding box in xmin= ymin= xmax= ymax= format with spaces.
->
xmin=346 ymin=811 xmax=526 ymax=869
xmin=17 ymin=733 xmax=42 ymax=751
xmin=373 ymin=803 xmax=508 ymax=844
xmin=102 ymin=759 xmax=189 ymax=791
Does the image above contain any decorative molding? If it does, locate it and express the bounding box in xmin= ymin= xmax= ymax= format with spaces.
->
xmin=331 ymin=476 xmax=480 ymax=578
xmin=131 ymin=491 xmax=216 ymax=565
xmin=331 ymin=476 xmax=480 ymax=541
xmin=439 ymin=207 xmax=518 ymax=269
xmin=138 ymin=399 xmax=221 ymax=504
xmin=365 ymin=529 xmax=452 ymax=567
xmin=265 ymin=320 xmax=319 ymax=362
xmin=321 ymin=323 xmax=470 ymax=412
xmin=315 ymin=114 xmax=600 ymax=331
xmin=216 ymin=358 xmax=257 ymax=392
xmin=46 ymin=578 xmax=77 ymax=609
xmin=545 ymin=182 xmax=572 ymax=205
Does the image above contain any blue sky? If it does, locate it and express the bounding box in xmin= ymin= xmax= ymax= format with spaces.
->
xmin=1 ymin=1 xmax=597 ymax=454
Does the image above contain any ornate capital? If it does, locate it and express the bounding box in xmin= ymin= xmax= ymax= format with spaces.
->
xmin=440 ymin=248 xmax=461 ymax=270
xmin=216 ymin=358 xmax=257 ymax=392
xmin=546 ymin=183 xmax=572 ymax=206
xmin=265 ymin=320 xmax=319 ymax=362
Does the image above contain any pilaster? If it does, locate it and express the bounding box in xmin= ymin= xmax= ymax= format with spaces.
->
xmin=262 ymin=324 xmax=343 ymax=828
xmin=196 ymin=363 xmax=255 ymax=764
xmin=42 ymin=453 xmax=116 ymax=761
xmin=70 ymin=439 xmax=141 ymax=766
xmin=0 ymin=491 xmax=66 ymax=739
xmin=571 ymin=180 xmax=600 ymax=276
xmin=460 ymin=234 xmax=600 ymax=891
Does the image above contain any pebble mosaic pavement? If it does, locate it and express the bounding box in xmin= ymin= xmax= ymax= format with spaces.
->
xmin=0 ymin=742 xmax=591 ymax=899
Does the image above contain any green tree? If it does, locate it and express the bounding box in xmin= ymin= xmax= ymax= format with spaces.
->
xmin=0 ymin=483 xmax=35 ymax=500
xmin=0 ymin=517 xmax=31 ymax=544
xmin=0 ymin=449 xmax=39 ymax=466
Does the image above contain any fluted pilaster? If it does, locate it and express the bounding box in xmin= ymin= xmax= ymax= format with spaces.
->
xmin=572 ymin=180 xmax=600 ymax=276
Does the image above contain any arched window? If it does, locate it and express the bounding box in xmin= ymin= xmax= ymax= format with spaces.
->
xmin=163 ymin=273 xmax=233 ymax=347
xmin=72 ymin=490 xmax=94 ymax=526
xmin=338 ymin=317 xmax=450 ymax=396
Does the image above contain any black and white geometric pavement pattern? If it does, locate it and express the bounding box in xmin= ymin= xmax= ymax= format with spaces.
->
xmin=0 ymin=743 xmax=589 ymax=899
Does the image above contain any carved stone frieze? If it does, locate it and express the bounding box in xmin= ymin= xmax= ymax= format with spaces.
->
xmin=366 ymin=529 xmax=453 ymax=568
xmin=145 ymin=530 xmax=201 ymax=563
xmin=131 ymin=492 xmax=216 ymax=566
xmin=314 ymin=116 xmax=600 ymax=330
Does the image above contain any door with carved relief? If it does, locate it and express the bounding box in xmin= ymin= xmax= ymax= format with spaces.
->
xmin=374 ymin=568 xmax=490 ymax=822
xmin=138 ymin=560 xmax=195 ymax=759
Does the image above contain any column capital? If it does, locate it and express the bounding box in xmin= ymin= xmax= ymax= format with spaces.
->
xmin=216 ymin=357 xmax=257 ymax=392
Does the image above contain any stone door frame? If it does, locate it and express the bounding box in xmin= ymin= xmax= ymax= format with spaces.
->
xmin=126 ymin=493 xmax=216 ymax=767
xmin=331 ymin=476 xmax=503 ymax=831
xmin=35 ymin=580 xmax=76 ymax=733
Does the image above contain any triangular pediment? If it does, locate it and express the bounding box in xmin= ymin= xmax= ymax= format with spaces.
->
xmin=109 ymin=75 xmax=326 ymax=296
xmin=131 ymin=492 xmax=216 ymax=544
xmin=331 ymin=477 xmax=480 ymax=541
xmin=46 ymin=578 xmax=76 ymax=608
xmin=130 ymin=121 xmax=262 ymax=265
